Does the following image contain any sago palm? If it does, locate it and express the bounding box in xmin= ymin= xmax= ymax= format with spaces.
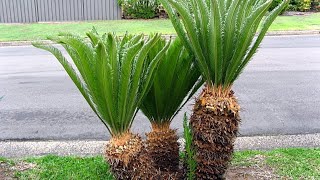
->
xmin=32 ymin=31 xmax=169 ymax=179
xmin=140 ymin=37 xmax=202 ymax=175
xmin=160 ymin=0 xmax=289 ymax=179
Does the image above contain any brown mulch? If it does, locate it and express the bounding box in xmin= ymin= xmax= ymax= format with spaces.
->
xmin=0 ymin=161 xmax=36 ymax=180
xmin=226 ymin=166 xmax=280 ymax=180
xmin=0 ymin=162 xmax=15 ymax=180
xmin=225 ymin=155 xmax=282 ymax=180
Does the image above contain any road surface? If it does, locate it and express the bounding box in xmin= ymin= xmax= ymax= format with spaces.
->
xmin=1 ymin=35 xmax=320 ymax=140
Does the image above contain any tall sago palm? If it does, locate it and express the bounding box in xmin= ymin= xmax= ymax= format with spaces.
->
xmin=160 ymin=0 xmax=289 ymax=179
xmin=33 ymin=31 xmax=169 ymax=179
xmin=140 ymin=37 xmax=202 ymax=176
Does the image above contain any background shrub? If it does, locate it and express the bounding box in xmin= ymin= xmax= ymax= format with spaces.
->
xmin=258 ymin=0 xmax=316 ymax=12
xmin=120 ymin=0 xmax=160 ymax=19
xmin=289 ymin=0 xmax=312 ymax=11
xmin=298 ymin=0 xmax=312 ymax=11
xmin=311 ymin=0 xmax=320 ymax=11
xmin=118 ymin=0 xmax=317 ymax=19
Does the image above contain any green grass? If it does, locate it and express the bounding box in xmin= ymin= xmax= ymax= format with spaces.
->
xmin=269 ymin=13 xmax=320 ymax=31
xmin=232 ymin=148 xmax=320 ymax=179
xmin=0 ymin=13 xmax=319 ymax=42
xmin=0 ymin=156 xmax=15 ymax=166
xmin=16 ymin=155 xmax=114 ymax=180
xmin=1 ymin=148 xmax=319 ymax=179
xmin=266 ymin=148 xmax=320 ymax=179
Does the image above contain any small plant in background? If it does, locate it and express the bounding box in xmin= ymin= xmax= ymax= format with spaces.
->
xmin=33 ymin=30 xmax=169 ymax=179
xmin=183 ymin=114 xmax=197 ymax=180
xmin=299 ymin=0 xmax=312 ymax=11
xmin=120 ymin=0 xmax=160 ymax=19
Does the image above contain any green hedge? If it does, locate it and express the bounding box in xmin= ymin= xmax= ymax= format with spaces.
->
xmin=120 ymin=0 xmax=160 ymax=19
xmin=289 ymin=0 xmax=311 ymax=11
xmin=120 ymin=0 xmax=319 ymax=19
xmin=271 ymin=0 xmax=319 ymax=12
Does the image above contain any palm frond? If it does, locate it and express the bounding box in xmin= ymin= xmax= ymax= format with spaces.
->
xmin=140 ymin=38 xmax=202 ymax=124
xmin=32 ymin=31 xmax=169 ymax=137
xmin=160 ymin=0 xmax=289 ymax=90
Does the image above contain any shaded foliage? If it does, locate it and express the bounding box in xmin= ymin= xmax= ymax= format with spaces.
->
xmin=140 ymin=38 xmax=202 ymax=125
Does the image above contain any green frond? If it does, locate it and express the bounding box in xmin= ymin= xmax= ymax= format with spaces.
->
xmin=32 ymin=31 xmax=169 ymax=137
xmin=160 ymin=0 xmax=289 ymax=90
xmin=140 ymin=38 xmax=202 ymax=125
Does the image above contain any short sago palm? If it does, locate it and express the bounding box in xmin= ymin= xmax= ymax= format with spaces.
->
xmin=140 ymin=37 xmax=202 ymax=175
xmin=33 ymin=31 xmax=169 ymax=179
xmin=161 ymin=0 xmax=289 ymax=179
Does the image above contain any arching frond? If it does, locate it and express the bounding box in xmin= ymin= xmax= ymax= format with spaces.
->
xmin=140 ymin=38 xmax=202 ymax=124
xmin=160 ymin=0 xmax=289 ymax=90
xmin=33 ymin=31 xmax=169 ymax=137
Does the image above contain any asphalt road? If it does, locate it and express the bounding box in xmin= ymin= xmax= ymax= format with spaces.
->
xmin=1 ymin=35 xmax=320 ymax=141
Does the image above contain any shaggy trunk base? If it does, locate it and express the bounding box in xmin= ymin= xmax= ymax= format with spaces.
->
xmin=190 ymin=87 xmax=240 ymax=180
xmin=105 ymin=132 xmax=160 ymax=179
xmin=146 ymin=123 xmax=181 ymax=179
xmin=147 ymin=123 xmax=180 ymax=171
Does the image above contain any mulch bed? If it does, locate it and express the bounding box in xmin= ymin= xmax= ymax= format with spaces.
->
xmin=226 ymin=166 xmax=279 ymax=180
xmin=0 ymin=162 xmax=15 ymax=180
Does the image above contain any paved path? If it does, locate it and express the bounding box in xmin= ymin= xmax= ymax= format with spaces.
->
xmin=1 ymin=35 xmax=320 ymax=140
xmin=2 ymin=133 xmax=320 ymax=158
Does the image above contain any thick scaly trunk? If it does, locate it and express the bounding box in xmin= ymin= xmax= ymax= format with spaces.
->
xmin=105 ymin=132 xmax=160 ymax=179
xmin=190 ymin=86 xmax=240 ymax=179
xmin=146 ymin=122 xmax=181 ymax=179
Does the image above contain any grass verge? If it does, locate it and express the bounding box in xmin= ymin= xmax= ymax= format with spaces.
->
xmin=232 ymin=148 xmax=320 ymax=179
xmin=1 ymin=148 xmax=319 ymax=179
xmin=16 ymin=155 xmax=114 ymax=180
xmin=0 ymin=13 xmax=319 ymax=42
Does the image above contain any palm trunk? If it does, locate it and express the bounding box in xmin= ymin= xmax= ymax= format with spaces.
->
xmin=190 ymin=86 xmax=240 ymax=179
xmin=105 ymin=132 xmax=160 ymax=179
xmin=146 ymin=123 xmax=181 ymax=178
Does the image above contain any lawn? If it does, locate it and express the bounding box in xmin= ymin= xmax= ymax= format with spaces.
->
xmin=0 ymin=13 xmax=319 ymax=42
xmin=1 ymin=148 xmax=319 ymax=179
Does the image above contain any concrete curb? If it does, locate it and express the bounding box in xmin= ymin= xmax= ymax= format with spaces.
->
xmin=1 ymin=133 xmax=319 ymax=158
xmin=1 ymin=31 xmax=319 ymax=47
xmin=266 ymin=30 xmax=320 ymax=36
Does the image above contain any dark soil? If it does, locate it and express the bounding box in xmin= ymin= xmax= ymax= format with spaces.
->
xmin=226 ymin=155 xmax=280 ymax=180
xmin=226 ymin=166 xmax=280 ymax=180
xmin=0 ymin=162 xmax=15 ymax=180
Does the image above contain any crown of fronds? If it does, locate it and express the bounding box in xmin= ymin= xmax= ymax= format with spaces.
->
xmin=161 ymin=0 xmax=289 ymax=90
xmin=140 ymin=38 xmax=202 ymax=124
xmin=33 ymin=31 xmax=169 ymax=137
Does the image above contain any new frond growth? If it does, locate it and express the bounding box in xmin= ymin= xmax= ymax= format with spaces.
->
xmin=183 ymin=113 xmax=197 ymax=180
